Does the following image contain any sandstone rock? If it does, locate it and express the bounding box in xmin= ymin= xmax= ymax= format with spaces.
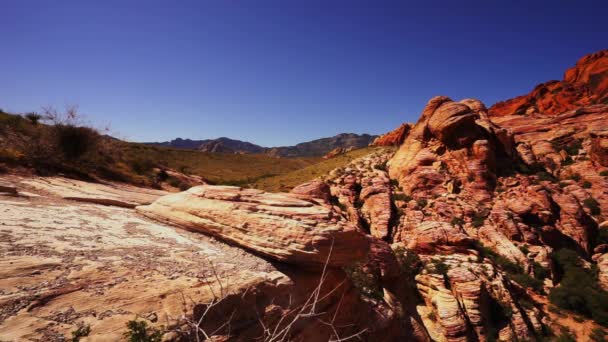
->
xmin=370 ymin=123 xmax=411 ymax=146
xmin=290 ymin=180 xmax=331 ymax=203
xmin=20 ymin=177 xmax=167 ymax=208
xmin=137 ymin=185 xmax=369 ymax=267
xmin=598 ymin=253 xmax=608 ymax=291
xmin=403 ymin=221 xmax=473 ymax=253
xmin=489 ymin=50 xmax=608 ymax=116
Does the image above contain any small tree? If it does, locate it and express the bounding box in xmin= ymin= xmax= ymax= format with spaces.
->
xmin=24 ymin=112 xmax=42 ymax=125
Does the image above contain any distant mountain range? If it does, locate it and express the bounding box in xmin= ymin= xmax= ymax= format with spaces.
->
xmin=145 ymin=133 xmax=376 ymax=158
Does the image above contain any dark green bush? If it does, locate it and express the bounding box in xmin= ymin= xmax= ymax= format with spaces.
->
xmin=71 ymin=324 xmax=91 ymax=342
xmin=451 ymin=217 xmax=465 ymax=226
xmin=583 ymin=197 xmax=601 ymax=216
xmin=600 ymin=170 xmax=608 ymax=177
xmin=561 ymin=156 xmax=574 ymax=166
xmin=25 ymin=112 xmax=42 ymax=125
xmin=373 ymin=161 xmax=388 ymax=171
xmin=590 ymin=327 xmax=606 ymax=342
xmin=583 ymin=181 xmax=592 ymax=189
xmin=565 ymin=140 xmax=582 ymax=156
xmin=54 ymin=125 xmax=100 ymax=160
xmin=569 ymin=173 xmax=582 ymax=182
xmin=344 ymin=263 xmax=383 ymax=300
xmin=392 ymin=193 xmax=412 ymax=202
xmin=417 ymin=198 xmax=428 ymax=208
xmin=549 ymin=249 xmax=608 ymax=327
xmin=536 ymin=171 xmax=557 ymax=182
xmin=124 ymin=320 xmax=162 ymax=342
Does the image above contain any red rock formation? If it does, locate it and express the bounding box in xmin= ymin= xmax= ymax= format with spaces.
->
xmin=371 ymin=123 xmax=412 ymax=146
xmin=489 ymin=50 xmax=608 ymax=116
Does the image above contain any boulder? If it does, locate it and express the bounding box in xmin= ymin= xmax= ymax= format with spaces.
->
xmin=137 ymin=185 xmax=369 ymax=268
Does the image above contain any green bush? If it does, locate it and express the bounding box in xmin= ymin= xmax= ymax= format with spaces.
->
xmin=536 ymin=171 xmax=557 ymax=182
xmin=123 ymin=320 xmax=162 ymax=342
xmin=451 ymin=217 xmax=465 ymax=226
xmin=549 ymin=249 xmax=608 ymax=327
xmin=373 ymin=161 xmax=388 ymax=171
xmin=561 ymin=156 xmax=574 ymax=166
xmin=600 ymin=170 xmax=608 ymax=177
xmin=344 ymin=263 xmax=383 ymax=300
xmin=565 ymin=140 xmax=582 ymax=156
xmin=54 ymin=125 xmax=100 ymax=160
xmin=569 ymin=173 xmax=582 ymax=182
xmin=583 ymin=197 xmax=601 ymax=216
xmin=25 ymin=112 xmax=43 ymax=125
xmin=472 ymin=213 xmax=486 ymax=228
xmin=393 ymin=193 xmax=412 ymax=202
xmin=71 ymin=324 xmax=91 ymax=342
xmin=590 ymin=327 xmax=606 ymax=342
xmin=583 ymin=181 xmax=592 ymax=189
xmin=417 ymin=198 xmax=428 ymax=208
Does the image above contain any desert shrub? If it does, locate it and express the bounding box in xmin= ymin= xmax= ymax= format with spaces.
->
xmin=561 ymin=156 xmax=574 ymax=166
xmin=569 ymin=173 xmax=582 ymax=182
xmin=536 ymin=171 xmax=557 ymax=182
xmin=590 ymin=328 xmax=606 ymax=342
xmin=393 ymin=193 xmax=412 ymax=202
xmin=600 ymin=170 xmax=608 ymax=177
xmin=554 ymin=327 xmax=576 ymax=342
xmin=128 ymin=158 xmax=156 ymax=175
xmin=451 ymin=217 xmax=465 ymax=226
xmin=393 ymin=246 xmax=422 ymax=280
xmin=549 ymin=249 xmax=608 ymax=327
xmin=533 ymin=262 xmax=550 ymax=280
xmin=510 ymin=273 xmax=544 ymax=293
xmin=417 ymin=198 xmax=428 ymax=208
xmin=472 ymin=215 xmax=485 ymax=228
xmin=390 ymin=178 xmax=399 ymax=187
xmin=583 ymin=181 xmax=592 ymax=189
xmin=124 ymin=320 xmax=162 ymax=342
xmin=71 ymin=324 xmax=91 ymax=342
xmin=156 ymin=169 xmax=169 ymax=182
xmin=54 ymin=125 xmax=100 ymax=160
xmin=24 ymin=112 xmax=42 ymax=125
xmin=519 ymin=244 xmax=530 ymax=255
xmin=565 ymin=140 xmax=582 ymax=156
xmin=344 ymin=263 xmax=383 ymax=300
xmin=354 ymin=198 xmax=364 ymax=209
xmin=373 ymin=161 xmax=387 ymax=171
xmin=583 ymin=197 xmax=601 ymax=216
xmin=474 ymin=242 xmax=545 ymax=292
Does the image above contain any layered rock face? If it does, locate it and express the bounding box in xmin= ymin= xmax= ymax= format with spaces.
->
xmin=137 ymin=185 xmax=369 ymax=267
xmin=371 ymin=123 xmax=412 ymax=146
xmin=489 ymin=50 xmax=608 ymax=116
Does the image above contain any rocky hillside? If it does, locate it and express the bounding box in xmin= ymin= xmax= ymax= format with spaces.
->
xmin=489 ymin=50 xmax=608 ymax=116
xmin=148 ymin=133 xmax=376 ymax=157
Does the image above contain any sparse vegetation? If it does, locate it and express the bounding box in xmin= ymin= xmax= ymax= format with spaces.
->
xmin=600 ymin=170 xmax=608 ymax=177
xmin=24 ymin=112 xmax=42 ymax=125
xmin=124 ymin=320 xmax=163 ymax=342
xmin=392 ymin=193 xmax=412 ymax=202
xmin=253 ymin=147 xmax=391 ymax=192
xmin=474 ymin=242 xmax=544 ymax=293
xmin=549 ymin=249 xmax=608 ymax=327
xmin=569 ymin=173 xmax=582 ymax=182
xmin=583 ymin=197 xmax=601 ymax=216
xmin=344 ymin=263 xmax=383 ymax=300
xmin=0 ymin=108 xmax=320 ymax=187
xmin=451 ymin=217 xmax=465 ymax=226
xmin=590 ymin=327 xmax=607 ymax=342
xmin=582 ymin=180 xmax=592 ymax=189
xmin=71 ymin=324 xmax=91 ymax=342
xmin=417 ymin=198 xmax=428 ymax=208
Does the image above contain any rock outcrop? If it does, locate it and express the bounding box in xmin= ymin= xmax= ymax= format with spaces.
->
xmin=489 ymin=50 xmax=608 ymax=116
xmin=371 ymin=123 xmax=411 ymax=146
xmin=137 ymin=185 xmax=369 ymax=267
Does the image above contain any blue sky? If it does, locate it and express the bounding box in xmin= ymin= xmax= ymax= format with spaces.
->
xmin=1 ymin=1 xmax=607 ymax=146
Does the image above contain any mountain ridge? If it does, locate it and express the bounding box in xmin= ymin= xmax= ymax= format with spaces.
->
xmin=145 ymin=132 xmax=376 ymax=157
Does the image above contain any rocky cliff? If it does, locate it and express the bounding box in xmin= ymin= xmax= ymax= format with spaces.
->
xmin=489 ymin=50 xmax=608 ymax=116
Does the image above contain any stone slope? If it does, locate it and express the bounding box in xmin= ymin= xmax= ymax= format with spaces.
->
xmin=489 ymin=50 xmax=608 ymax=116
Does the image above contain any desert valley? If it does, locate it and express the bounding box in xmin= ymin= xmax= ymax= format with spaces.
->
xmin=0 ymin=47 xmax=607 ymax=341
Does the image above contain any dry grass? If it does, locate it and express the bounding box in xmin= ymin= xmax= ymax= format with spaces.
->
xmin=253 ymin=147 xmax=391 ymax=192
xmin=0 ymin=111 xmax=320 ymax=187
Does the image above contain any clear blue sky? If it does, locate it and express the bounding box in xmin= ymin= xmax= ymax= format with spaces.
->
xmin=1 ymin=1 xmax=606 ymax=146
